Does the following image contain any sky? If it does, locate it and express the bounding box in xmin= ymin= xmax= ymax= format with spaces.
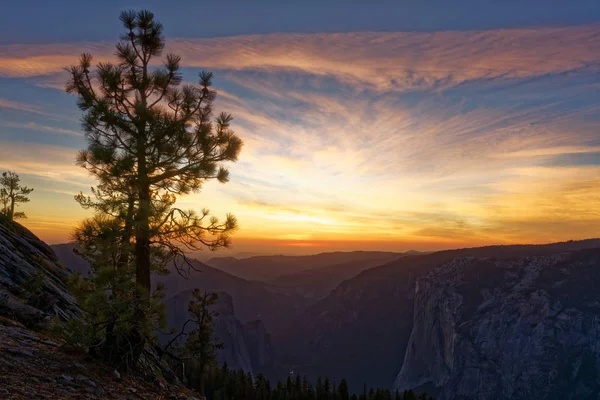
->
xmin=0 ymin=0 xmax=599 ymax=257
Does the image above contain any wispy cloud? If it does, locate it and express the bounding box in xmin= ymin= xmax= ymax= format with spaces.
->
xmin=1 ymin=25 xmax=599 ymax=248
xmin=0 ymin=98 xmax=46 ymax=115
xmin=0 ymin=121 xmax=82 ymax=136
xmin=1 ymin=25 xmax=599 ymax=89
xmin=0 ymin=142 xmax=89 ymax=184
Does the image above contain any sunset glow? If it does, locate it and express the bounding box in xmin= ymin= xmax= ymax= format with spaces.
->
xmin=1 ymin=2 xmax=599 ymax=256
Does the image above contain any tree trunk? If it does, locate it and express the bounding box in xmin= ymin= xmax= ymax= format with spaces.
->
xmin=101 ymin=195 xmax=136 ymax=365
xmin=135 ymin=181 xmax=151 ymax=292
xmin=199 ymin=361 xmax=206 ymax=397
xmin=8 ymin=190 xmax=14 ymax=220
xmin=130 ymin=149 xmax=152 ymax=369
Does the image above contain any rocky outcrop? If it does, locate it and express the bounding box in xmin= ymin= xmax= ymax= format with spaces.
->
xmin=212 ymin=292 xmax=254 ymax=374
xmin=394 ymin=249 xmax=600 ymax=399
xmin=243 ymin=319 xmax=274 ymax=372
xmin=0 ymin=217 xmax=80 ymax=327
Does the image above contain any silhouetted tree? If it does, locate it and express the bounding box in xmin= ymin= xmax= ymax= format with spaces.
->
xmin=63 ymin=215 xmax=167 ymax=368
xmin=65 ymin=9 xmax=242 ymax=367
xmin=338 ymin=379 xmax=350 ymax=400
xmin=197 ymin=367 xmax=433 ymax=400
xmin=175 ymin=290 xmax=224 ymax=396
xmin=0 ymin=171 xmax=33 ymax=220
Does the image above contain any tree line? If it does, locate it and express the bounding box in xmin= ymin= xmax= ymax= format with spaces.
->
xmin=192 ymin=363 xmax=433 ymax=400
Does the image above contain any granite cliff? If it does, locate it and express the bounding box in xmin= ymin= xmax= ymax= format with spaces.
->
xmin=282 ymin=240 xmax=600 ymax=392
xmin=394 ymin=249 xmax=600 ymax=399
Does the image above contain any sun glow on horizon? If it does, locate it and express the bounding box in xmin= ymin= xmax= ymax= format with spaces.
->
xmin=1 ymin=23 xmax=599 ymax=254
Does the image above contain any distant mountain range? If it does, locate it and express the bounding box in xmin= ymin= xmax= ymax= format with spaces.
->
xmin=206 ymin=250 xmax=425 ymax=281
xmin=51 ymin=243 xmax=307 ymax=335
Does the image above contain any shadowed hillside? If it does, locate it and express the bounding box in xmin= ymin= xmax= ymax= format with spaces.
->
xmin=207 ymin=251 xmax=405 ymax=281
xmin=270 ymin=252 xmax=407 ymax=299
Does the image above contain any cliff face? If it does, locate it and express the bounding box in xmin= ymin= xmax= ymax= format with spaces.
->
xmin=0 ymin=217 xmax=80 ymax=327
xmin=282 ymin=240 xmax=600 ymax=392
xmin=243 ymin=320 xmax=274 ymax=372
xmin=394 ymin=249 xmax=600 ymax=399
xmin=211 ymin=292 xmax=254 ymax=374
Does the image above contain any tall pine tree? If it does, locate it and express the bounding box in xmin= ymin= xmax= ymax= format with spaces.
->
xmin=65 ymin=9 xmax=242 ymax=367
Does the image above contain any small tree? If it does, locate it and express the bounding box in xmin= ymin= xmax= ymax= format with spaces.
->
xmin=0 ymin=171 xmax=33 ymax=220
xmin=169 ymin=289 xmax=223 ymax=396
xmin=338 ymin=379 xmax=350 ymax=400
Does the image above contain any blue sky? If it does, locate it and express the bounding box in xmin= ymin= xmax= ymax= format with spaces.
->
xmin=2 ymin=0 xmax=599 ymax=44
xmin=0 ymin=1 xmax=599 ymax=255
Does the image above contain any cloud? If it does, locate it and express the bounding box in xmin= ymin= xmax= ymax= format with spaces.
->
xmin=0 ymin=98 xmax=47 ymax=115
xmin=2 ymin=24 xmax=600 ymax=248
xmin=0 ymin=142 xmax=89 ymax=185
xmin=1 ymin=25 xmax=599 ymax=90
xmin=0 ymin=121 xmax=82 ymax=136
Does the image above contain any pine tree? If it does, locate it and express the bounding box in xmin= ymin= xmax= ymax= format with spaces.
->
xmin=0 ymin=171 xmax=33 ymax=220
xmin=65 ymin=215 xmax=166 ymax=368
xmin=65 ymin=9 xmax=242 ymax=367
xmin=175 ymin=290 xmax=224 ymax=396
xmin=360 ymin=383 xmax=368 ymax=400
xmin=403 ymin=390 xmax=417 ymax=400
xmin=338 ymin=379 xmax=350 ymax=400
xmin=316 ymin=377 xmax=325 ymax=400
xmin=255 ymin=373 xmax=270 ymax=400
xmin=324 ymin=378 xmax=331 ymax=400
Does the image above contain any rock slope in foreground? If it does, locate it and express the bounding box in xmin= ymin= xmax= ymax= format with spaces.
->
xmin=0 ymin=319 xmax=202 ymax=399
xmin=394 ymin=248 xmax=600 ymax=400
xmin=0 ymin=216 xmax=80 ymax=327
xmin=0 ymin=218 xmax=200 ymax=399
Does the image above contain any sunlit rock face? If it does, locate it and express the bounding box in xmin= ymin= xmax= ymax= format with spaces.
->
xmin=394 ymin=249 xmax=600 ymax=399
xmin=0 ymin=217 xmax=80 ymax=327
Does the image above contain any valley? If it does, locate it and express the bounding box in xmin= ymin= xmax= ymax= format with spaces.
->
xmin=49 ymin=238 xmax=600 ymax=398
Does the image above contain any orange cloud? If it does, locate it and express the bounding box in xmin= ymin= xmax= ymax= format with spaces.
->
xmin=2 ymin=25 xmax=599 ymax=251
xmin=1 ymin=25 xmax=599 ymax=90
